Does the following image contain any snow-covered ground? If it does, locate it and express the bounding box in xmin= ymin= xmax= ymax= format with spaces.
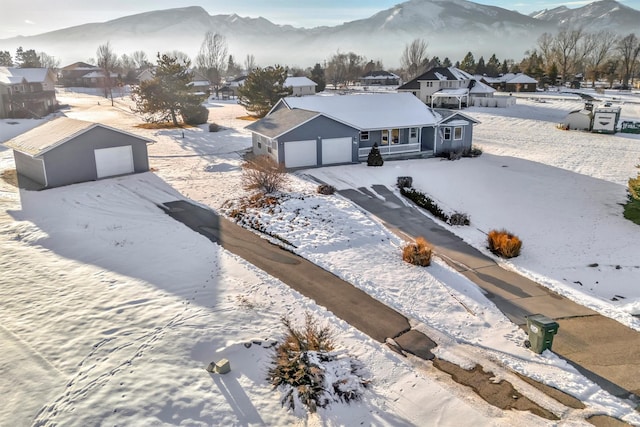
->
xmin=1 ymin=89 xmax=639 ymax=426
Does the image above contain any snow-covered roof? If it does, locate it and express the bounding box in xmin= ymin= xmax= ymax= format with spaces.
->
xmin=470 ymin=80 xmax=495 ymax=94
xmin=434 ymin=88 xmax=469 ymax=96
xmin=284 ymin=76 xmax=317 ymax=88
xmin=277 ymin=92 xmax=438 ymax=130
xmin=4 ymin=117 xmax=152 ymax=157
xmin=360 ymin=71 xmax=400 ymax=80
xmin=0 ymin=67 xmax=51 ymax=84
xmin=507 ymin=74 xmax=538 ymax=84
xmin=245 ymin=108 xmax=319 ymax=139
xmin=81 ymin=71 xmax=118 ymax=79
xmin=398 ymin=67 xmax=472 ymax=91
xmin=433 ymin=109 xmax=481 ymax=125
xmin=479 ymin=73 xmax=537 ymax=85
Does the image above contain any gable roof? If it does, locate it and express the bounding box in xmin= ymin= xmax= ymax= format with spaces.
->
xmin=4 ymin=117 xmax=153 ymax=157
xmin=61 ymin=62 xmax=98 ymax=71
xmin=284 ymin=76 xmax=317 ymax=88
xmin=433 ymin=109 xmax=481 ymax=125
xmin=479 ymin=73 xmax=538 ymax=85
xmin=245 ymin=108 xmax=320 ymax=139
xmin=273 ymin=92 xmax=438 ymax=130
xmin=469 ymin=80 xmax=495 ymax=94
xmin=0 ymin=67 xmax=53 ymax=85
xmin=398 ymin=67 xmax=473 ymax=91
xmin=360 ymin=70 xmax=400 ymax=79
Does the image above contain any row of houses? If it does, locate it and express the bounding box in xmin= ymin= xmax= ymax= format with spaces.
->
xmin=0 ymin=67 xmax=58 ymax=119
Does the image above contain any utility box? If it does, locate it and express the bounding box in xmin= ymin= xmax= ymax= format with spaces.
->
xmin=526 ymin=314 xmax=559 ymax=354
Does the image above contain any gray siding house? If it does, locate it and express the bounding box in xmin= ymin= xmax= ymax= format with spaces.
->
xmin=4 ymin=117 xmax=151 ymax=188
xmin=246 ymin=92 xmax=478 ymax=168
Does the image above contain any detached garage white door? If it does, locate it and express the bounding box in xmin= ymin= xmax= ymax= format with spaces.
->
xmin=94 ymin=146 xmax=135 ymax=178
xmin=284 ymin=140 xmax=317 ymax=168
xmin=321 ymin=137 xmax=352 ymax=165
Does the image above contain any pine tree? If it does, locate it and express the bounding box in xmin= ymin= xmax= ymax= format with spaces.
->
xmin=0 ymin=51 xmax=12 ymax=66
xmin=310 ymin=63 xmax=326 ymax=92
xmin=367 ymin=144 xmax=384 ymax=167
xmin=131 ymin=53 xmax=205 ymax=126
xmin=238 ymin=65 xmax=292 ymax=118
xmin=460 ymin=52 xmax=476 ymax=74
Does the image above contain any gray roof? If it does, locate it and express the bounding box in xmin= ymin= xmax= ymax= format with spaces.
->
xmin=4 ymin=117 xmax=153 ymax=157
xmin=245 ymin=108 xmax=319 ymax=138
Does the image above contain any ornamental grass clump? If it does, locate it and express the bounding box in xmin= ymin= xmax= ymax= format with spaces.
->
xmin=402 ymin=237 xmax=432 ymax=266
xmin=487 ymin=229 xmax=522 ymax=258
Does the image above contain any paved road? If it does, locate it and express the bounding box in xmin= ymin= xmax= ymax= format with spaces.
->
xmin=160 ymin=200 xmax=436 ymax=360
xmin=339 ymin=185 xmax=640 ymax=401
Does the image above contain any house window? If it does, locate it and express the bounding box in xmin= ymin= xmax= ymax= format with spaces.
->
xmin=454 ymin=127 xmax=463 ymax=140
xmin=381 ymin=130 xmax=389 ymax=145
xmin=257 ymin=141 xmax=262 ymax=149
xmin=410 ymin=128 xmax=417 ymax=139
xmin=443 ymin=127 xmax=451 ymax=140
xmin=391 ymin=129 xmax=399 ymax=144
xmin=272 ymin=140 xmax=277 ymax=149
xmin=360 ymin=131 xmax=369 ymax=141
xmin=267 ymin=147 xmax=272 ymax=153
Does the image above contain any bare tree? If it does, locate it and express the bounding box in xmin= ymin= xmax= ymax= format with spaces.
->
xmin=195 ymin=31 xmax=228 ymax=96
xmin=324 ymin=51 xmax=366 ymax=88
xmin=585 ymin=30 xmax=617 ymax=84
xmin=96 ymin=42 xmax=119 ymax=104
xmin=132 ymin=50 xmax=150 ymax=69
xmin=163 ymin=50 xmax=191 ymax=64
xmin=38 ymin=52 xmax=59 ymax=70
xmin=400 ymin=38 xmax=429 ymax=80
xmin=617 ymin=33 xmax=640 ymax=88
xmin=553 ymin=26 xmax=584 ymax=83
xmin=244 ymin=54 xmax=256 ymax=74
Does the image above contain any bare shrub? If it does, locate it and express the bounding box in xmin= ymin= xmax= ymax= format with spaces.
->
xmin=449 ymin=212 xmax=470 ymax=226
xmin=487 ymin=229 xmax=522 ymax=258
xmin=317 ymin=184 xmax=336 ymax=195
xmin=402 ymin=237 xmax=432 ymax=266
xmin=397 ymin=176 xmax=413 ymax=188
xmin=242 ymin=155 xmax=287 ymax=193
xmin=268 ymin=313 xmax=369 ymax=414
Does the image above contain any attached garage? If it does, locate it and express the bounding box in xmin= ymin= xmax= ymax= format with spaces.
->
xmin=3 ymin=117 xmax=151 ymax=189
xmin=284 ymin=139 xmax=317 ymax=168
xmin=321 ymin=137 xmax=352 ymax=165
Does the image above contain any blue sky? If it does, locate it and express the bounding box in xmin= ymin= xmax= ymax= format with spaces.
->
xmin=1 ymin=0 xmax=639 ymax=39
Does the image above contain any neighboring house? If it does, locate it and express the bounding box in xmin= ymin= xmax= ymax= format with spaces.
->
xmin=480 ymin=73 xmax=538 ymax=92
xmin=284 ymin=76 xmax=317 ymax=96
xmin=3 ymin=117 xmax=151 ymax=189
xmin=188 ymin=70 xmax=211 ymax=95
xmin=0 ymin=67 xmax=57 ymax=119
xmin=59 ymin=62 xmax=100 ymax=87
xmin=225 ymin=75 xmax=246 ymax=97
xmin=80 ymin=71 xmax=120 ymax=88
xmin=136 ymin=68 xmax=155 ymax=83
xmin=245 ymin=92 xmax=479 ymax=168
xmin=359 ymin=70 xmax=401 ymax=86
xmin=398 ymin=67 xmax=484 ymax=108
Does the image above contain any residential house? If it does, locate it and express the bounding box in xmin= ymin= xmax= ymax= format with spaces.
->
xmin=80 ymin=70 xmax=120 ymax=88
xmin=189 ymin=70 xmax=211 ymax=95
xmin=59 ymin=62 xmax=100 ymax=87
xmin=284 ymin=76 xmax=317 ymax=96
xmin=398 ymin=67 xmax=493 ymax=108
xmin=0 ymin=67 xmax=57 ymax=118
xmin=3 ymin=117 xmax=151 ymax=189
xmin=224 ymin=75 xmax=247 ymax=97
xmin=245 ymin=92 xmax=478 ymax=168
xmin=359 ymin=70 xmax=401 ymax=86
xmin=480 ymin=73 xmax=538 ymax=92
xmin=136 ymin=68 xmax=154 ymax=83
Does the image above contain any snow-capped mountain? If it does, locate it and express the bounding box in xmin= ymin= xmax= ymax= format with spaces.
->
xmin=531 ymin=0 xmax=640 ymax=30
xmin=0 ymin=1 xmax=636 ymax=68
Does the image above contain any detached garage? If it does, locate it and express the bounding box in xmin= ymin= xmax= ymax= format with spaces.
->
xmin=4 ymin=117 xmax=151 ymax=189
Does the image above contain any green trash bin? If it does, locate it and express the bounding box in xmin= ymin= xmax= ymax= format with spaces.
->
xmin=526 ymin=314 xmax=559 ymax=354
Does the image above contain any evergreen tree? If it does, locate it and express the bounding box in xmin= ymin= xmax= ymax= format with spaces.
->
xmin=476 ymin=56 xmax=486 ymax=75
xmin=501 ymin=60 xmax=509 ymax=74
xmin=486 ymin=54 xmax=500 ymax=76
xmin=0 ymin=51 xmax=12 ymax=66
xmin=238 ymin=65 xmax=292 ymax=118
xmin=459 ymin=52 xmax=476 ymax=73
xmin=367 ymin=144 xmax=384 ymax=167
xmin=15 ymin=47 xmax=41 ymax=68
xmin=131 ymin=53 xmax=205 ymax=126
xmin=442 ymin=57 xmax=452 ymax=67
xmin=310 ymin=63 xmax=326 ymax=92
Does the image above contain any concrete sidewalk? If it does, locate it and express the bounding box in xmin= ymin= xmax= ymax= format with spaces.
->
xmin=339 ymin=185 xmax=640 ymax=401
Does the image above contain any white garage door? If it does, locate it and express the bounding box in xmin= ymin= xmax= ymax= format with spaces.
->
xmin=94 ymin=146 xmax=135 ymax=178
xmin=321 ymin=137 xmax=352 ymax=165
xmin=284 ymin=140 xmax=317 ymax=168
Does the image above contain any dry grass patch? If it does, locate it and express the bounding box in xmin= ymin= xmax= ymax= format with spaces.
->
xmin=488 ymin=229 xmax=522 ymax=258
xmin=0 ymin=169 xmax=18 ymax=187
xmin=237 ymin=115 xmax=259 ymax=121
xmin=402 ymin=237 xmax=432 ymax=266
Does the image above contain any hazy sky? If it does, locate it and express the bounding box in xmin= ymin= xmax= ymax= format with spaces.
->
xmin=1 ymin=0 xmax=639 ymax=39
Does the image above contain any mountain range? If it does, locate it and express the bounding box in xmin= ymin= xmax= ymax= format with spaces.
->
xmin=0 ymin=0 xmax=638 ymax=68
